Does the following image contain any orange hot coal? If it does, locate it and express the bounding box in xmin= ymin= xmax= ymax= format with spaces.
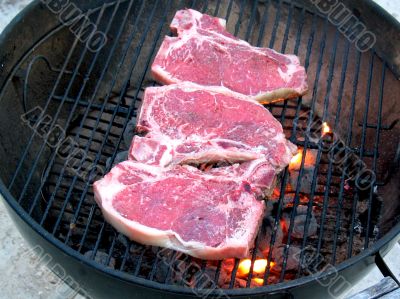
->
xmin=322 ymin=122 xmax=331 ymax=136
xmin=252 ymin=278 xmax=264 ymax=286
xmin=289 ymin=149 xmax=317 ymax=171
xmin=238 ymin=259 xmax=275 ymax=276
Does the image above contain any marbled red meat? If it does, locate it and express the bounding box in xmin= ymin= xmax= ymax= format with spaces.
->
xmin=151 ymin=9 xmax=308 ymax=103
xmin=129 ymin=82 xmax=297 ymax=170
xmin=93 ymin=160 xmax=268 ymax=259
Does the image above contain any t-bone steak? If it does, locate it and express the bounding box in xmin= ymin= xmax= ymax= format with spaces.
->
xmin=129 ymin=82 xmax=297 ymax=173
xmin=93 ymin=160 xmax=267 ymax=259
xmin=151 ymin=9 xmax=308 ymax=103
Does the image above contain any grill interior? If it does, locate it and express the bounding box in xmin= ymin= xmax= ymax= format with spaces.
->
xmin=0 ymin=0 xmax=400 ymax=292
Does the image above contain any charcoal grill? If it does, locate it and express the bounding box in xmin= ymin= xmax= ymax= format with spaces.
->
xmin=0 ymin=0 xmax=400 ymax=298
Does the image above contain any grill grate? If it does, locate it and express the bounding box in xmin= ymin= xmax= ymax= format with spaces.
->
xmin=38 ymin=95 xmax=379 ymax=286
xmin=2 ymin=0 xmax=399 ymax=292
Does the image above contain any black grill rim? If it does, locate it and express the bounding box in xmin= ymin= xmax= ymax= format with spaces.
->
xmin=0 ymin=0 xmax=400 ymax=297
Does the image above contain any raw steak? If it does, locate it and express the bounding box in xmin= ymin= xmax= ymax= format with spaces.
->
xmin=151 ymin=9 xmax=308 ymax=103
xmin=93 ymin=160 xmax=267 ymax=259
xmin=130 ymin=83 xmax=297 ymax=170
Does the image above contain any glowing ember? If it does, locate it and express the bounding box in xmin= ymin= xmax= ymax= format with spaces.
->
xmin=280 ymin=219 xmax=287 ymax=233
xmin=238 ymin=259 xmax=275 ymax=276
xmin=289 ymin=149 xmax=317 ymax=171
xmin=238 ymin=259 xmax=252 ymax=275
xmin=322 ymin=122 xmax=331 ymax=136
xmin=252 ymin=278 xmax=264 ymax=285
xmin=289 ymin=151 xmax=302 ymax=170
xmin=253 ymin=259 xmax=269 ymax=273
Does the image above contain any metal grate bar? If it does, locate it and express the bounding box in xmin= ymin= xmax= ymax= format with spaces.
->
xmin=35 ymin=0 xmax=135 ymax=226
xmin=148 ymin=247 xmax=162 ymax=281
xmin=358 ymin=52 xmax=376 ymax=249
xmin=364 ymin=57 xmax=386 ymax=249
xmin=297 ymin=29 xmax=344 ymax=272
xmin=212 ymin=0 xmax=222 ymax=16
xmin=28 ymin=2 xmax=125 ymax=217
xmin=214 ymin=260 xmax=223 ymax=285
xmin=105 ymin=231 xmax=118 ymax=266
xmin=256 ymin=0 xmax=271 ymax=47
xmin=238 ymin=3 xmax=307 ymax=285
xmin=244 ymin=0 xmax=260 ymax=42
xmin=77 ymin=205 xmax=96 ymax=252
xmin=286 ymin=8 xmax=318 ymax=277
xmin=8 ymin=6 xmax=105 ymax=191
xmin=280 ymin=1 xmax=294 ymax=53
xmin=201 ymin=0 xmax=210 ymax=12
xmin=330 ymin=39 xmax=351 ymax=265
xmin=293 ymin=6 xmax=306 ymax=55
xmin=195 ymin=260 xmax=208 ymax=288
xmin=119 ymin=239 xmax=132 ymax=271
xmin=346 ymin=50 xmax=363 ymax=258
xmin=269 ymin=0 xmax=282 ymax=49
xmin=44 ymin=0 xmax=142 ymax=230
xmin=263 ymin=172 xmax=288 ymax=284
xmin=133 ymin=246 xmax=146 ymax=276
xmin=104 ymin=0 xmax=195 ymax=278
xmin=233 ymin=0 xmax=247 ymax=36
xmin=179 ymin=255 xmax=193 ymax=286
xmin=165 ymin=252 xmax=180 ymax=284
xmin=360 ymin=122 xmax=398 ymax=130
xmin=72 ymin=0 xmax=172 ymax=263
xmin=228 ymin=259 xmax=240 ymax=289
xmin=21 ymin=6 xmax=113 ymax=209
xmin=102 ymin=0 xmax=198 ymax=277
xmin=51 ymin=95 xmax=130 ymax=115
xmin=245 ymin=235 xmax=260 ymax=287
xmin=279 ymin=17 xmax=329 ymax=280
xmin=42 ymin=3 xmax=142 ymax=234
xmin=89 ymin=221 xmax=107 ymax=260
xmin=224 ymin=0 xmax=235 ymax=22
xmin=255 ymin=1 xmax=294 ymax=283
xmin=313 ymin=29 xmax=341 ymax=262
xmin=234 ymin=0 xmax=296 ymax=287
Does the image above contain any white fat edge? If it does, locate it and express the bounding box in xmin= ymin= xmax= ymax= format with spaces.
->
xmin=96 ymin=164 xmax=221 ymax=252
xmin=237 ymin=158 xmax=271 ymax=178
xmin=185 ymin=9 xmax=204 ymax=25
xmin=166 ymin=22 xmax=249 ymax=55
xmin=102 ymin=180 xmax=257 ymax=252
xmin=101 ymin=205 xmax=224 ymax=256
xmin=163 ymin=230 xmax=218 ymax=251
xmin=218 ymin=18 xmax=227 ymax=29
xmin=101 ymin=203 xmax=180 ymax=244
xmin=179 ymin=82 xmax=264 ymax=106
xmin=96 ymin=166 xmax=128 ymax=207
xmin=277 ymin=62 xmax=301 ymax=84
xmin=210 ymin=138 xmax=254 ymax=150
xmin=181 ymin=149 xmax=258 ymax=170
xmin=144 ymin=89 xmax=170 ymax=133
xmin=137 ymin=87 xmax=162 ymax=131
xmin=151 ymin=65 xmax=178 ymax=84
xmin=134 ymin=133 xmax=180 ymax=169
xmin=157 ymin=136 xmax=178 ymax=167
xmin=271 ymin=132 xmax=287 ymax=143
xmin=249 ymin=46 xmax=298 ymax=65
